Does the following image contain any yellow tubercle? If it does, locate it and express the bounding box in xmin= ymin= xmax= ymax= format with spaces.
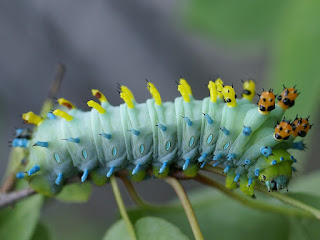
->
xmin=87 ymin=100 xmax=106 ymax=114
xmin=179 ymin=78 xmax=192 ymax=96
xmin=178 ymin=84 xmax=190 ymax=102
xmin=53 ymin=109 xmax=73 ymax=121
xmin=215 ymin=78 xmax=224 ymax=99
xmin=207 ymin=81 xmax=217 ymax=103
xmin=57 ymin=98 xmax=75 ymax=110
xmin=147 ymin=82 xmax=162 ymax=105
xmin=120 ymin=92 xmax=135 ymax=108
xmin=120 ymin=85 xmax=135 ymax=101
xmin=242 ymin=80 xmax=255 ymax=101
xmin=22 ymin=112 xmax=43 ymax=126
xmin=91 ymin=89 xmax=107 ymax=103
xmin=222 ymin=86 xmax=237 ymax=108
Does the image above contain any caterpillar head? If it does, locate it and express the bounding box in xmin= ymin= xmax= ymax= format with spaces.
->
xmin=274 ymin=120 xmax=293 ymax=140
xmin=291 ymin=116 xmax=312 ymax=138
xmin=277 ymin=86 xmax=298 ymax=110
xmin=222 ymin=85 xmax=237 ymax=107
xmin=241 ymin=80 xmax=255 ymax=101
xmin=257 ymin=90 xmax=275 ymax=115
xmin=258 ymin=149 xmax=293 ymax=191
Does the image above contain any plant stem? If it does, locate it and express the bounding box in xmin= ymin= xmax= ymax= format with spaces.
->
xmin=0 ymin=172 xmax=16 ymax=193
xmin=164 ymin=176 xmax=204 ymax=240
xmin=0 ymin=188 xmax=36 ymax=209
xmin=202 ymin=165 xmax=224 ymax=175
xmin=195 ymin=173 xmax=314 ymax=219
xmin=118 ymin=176 xmax=148 ymax=208
xmin=110 ymin=176 xmax=137 ymax=240
xmin=203 ymin=165 xmax=320 ymax=219
xmin=256 ymin=185 xmax=320 ymax=220
xmin=40 ymin=63 xmax=66 ymax=117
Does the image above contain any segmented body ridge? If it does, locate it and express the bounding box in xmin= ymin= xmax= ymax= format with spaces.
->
xmin=13 ymin=78 xmax=312 ymax=196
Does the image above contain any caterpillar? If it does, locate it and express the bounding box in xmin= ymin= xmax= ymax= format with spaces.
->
xmin=12 ymin=78 xmax=312 ymax=197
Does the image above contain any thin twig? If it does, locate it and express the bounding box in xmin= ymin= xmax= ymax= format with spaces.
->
xmin=164 ymin=176 xmax=204 ymax=240
xmin=0 ymin=172 xmax=16 ymax=193
xmin=203 ymin=164 xmax=320 ymax=219
xmin=110 ymin=176 xmax=137 ymax=240
xmin=195 ymin=173 xmax=314 ymax=219
xmin=48 ymin=63 xmax=66 ymax=99
xmin=0 ymin=188 xmax=36 ymax=209
xmin=256 ymin=185 xmax=320 ymax=220
xmin=202 ymin=165 xmax=224 ymax=175
xmin=118 ymin=175 xmax=149 ymax=208
xmin=40 ymin=63 xmax=66 ymax=117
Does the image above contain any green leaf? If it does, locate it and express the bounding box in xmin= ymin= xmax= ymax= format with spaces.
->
xmin=269 ymin=0 xmax=320 ymax=118
xmin=290 ymin=171 xmax=320 ymax=195
xmin=30 ymin=222 xmax=52 ymax=240
xmin=127 ymin=189 xmax=290 ymax=240
xmin=103 ymin=217 xmax=189 ymax=240
xmin=135 ymin=217 xmax=189 ymax=240
xmin=0 ymin=191 xmax=44 ymax=240
xmin=184 ymin=0 xmax=289 ymax=46
xmin=103 ymin=220 xmax=131 ymax=240
xmin=55 ymin=182 xmax=92 ymax=203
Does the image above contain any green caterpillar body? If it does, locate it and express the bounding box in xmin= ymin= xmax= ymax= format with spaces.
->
xmin=13 ymin=78 xmax=311 ymax=197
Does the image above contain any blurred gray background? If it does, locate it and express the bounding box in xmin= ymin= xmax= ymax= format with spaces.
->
xmin=0 ymin=0 xmax=317 ymax=239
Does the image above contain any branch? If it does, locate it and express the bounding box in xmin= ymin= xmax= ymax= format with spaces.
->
xmin=119 ymin=175 xmax=152 ymax=208
xmin=194 ymin=173 xmax=314 ymax=219
xmin=0 ymin=188 xmax=36 ymax=209
xmin=164 ymin=176 xmax=204 ymax=240
xmin=110 ymin=176 xmax=137 ymax=240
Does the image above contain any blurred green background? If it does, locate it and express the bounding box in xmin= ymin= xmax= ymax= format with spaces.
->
xmin=0 ymin=0 xmax=319 ymax=239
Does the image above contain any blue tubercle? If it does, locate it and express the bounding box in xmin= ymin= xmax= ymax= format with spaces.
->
xmin=132 ymin=164 xmax=141 ymax=175
xmin=15 ymin=128 xmax=24 ymax=136
xmin=292 ymin=141 xmax=305 ymax=150
xmin=12 ymin=138 xmax=29 ymax=148
xmin=129 ymin=129 xmax=140 ymax=136
xmin=271 ymin=160 xmax=277 ymax=165
xmin=183 ymin=159 xmax=190 ymax=170
xmin=183 ymin=117 xmax=193 ymax=126
xmin=107 ymin=166 xmax=115 ymax=178
xmin=198 ymin=153 xmax=207 ymax=162
xmin=290 ymin=155 xmax=297 ymax=162
xmin=242 ymin=126 xmax=252 ymax=136
xmin=213 ymin=153 xmax=222 ymax=161
xmin=47 ymin=112 xmax=57 ymax=120
xmin=260 ymin=146 xmax=273 ymax=157
xmin=233 ymin=174 xmax=240 ymax=183
xmin=33 ymin=141 xmax=49 ymax=148
xmin=16 ymin=172 xmax=26 ymax=179
xmin=66 ymin=137 xmax=80 ymax=143
xmin=254 ymin=169 xmax=260 ymax=177
xmin=248 ymin=178 xmax=253 ymax=186
xmin=157 ymin=124 xmax=167 ymax=132
xmin=226 ymin=153 xmax=236 ymax=161
xmin=204 ymin=114 xmax=213 ymax=124
xmin=223 ymin=165 xmax=230 ymax=173
xmin=200 ymin=161 xmax=206 ymax=168
xmin=28 ymin=165 xmax=40 ymax=176
xmin=280 ymin=157 xmax=284 ymax=161
xmin=220 ymin=127 xmax=230 ymax=135
xmin=212 ymin=162 xmax=220 ymax=167
xmin=81 ymin=170 xmax=89 ymax=182
xmin=55 ymin=173 xmax=63 ymax=185
xmin=159 ymin=162 xmax=168 ymax=173
xmin=244 ymin=159 xmax=251 ymax=165
xmin=100 ymin=133 xmax=112 ymax=139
